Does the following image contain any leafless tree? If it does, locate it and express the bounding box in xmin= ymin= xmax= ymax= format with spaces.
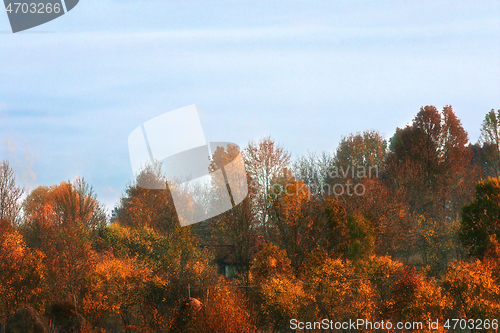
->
xmin=0 ymin=160 xmax=23 ymax=224
xmin=243 ymin=136 xmax=291 ymax=236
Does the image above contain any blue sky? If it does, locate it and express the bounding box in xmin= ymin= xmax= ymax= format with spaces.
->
xmin=1 ymin=0 xmax=499 ymax=210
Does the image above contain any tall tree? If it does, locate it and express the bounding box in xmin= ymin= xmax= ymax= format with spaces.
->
xmin=386 ymin=105 xmax=474 ymax=220
xmin=441 ymin=106 xmax=477 ymax=215
xmin=460 ymin=177 xmax=500 ymax=258
xmin=21 ymin=179 xmax=106 ymax=311
xmin=202 ymin=143 xmax=259 ymax=283
xmin=113 ymin=164 xmax=178 ymax=234
xmin=329 ymin=130 xmax=410 ymax=258
xmin=0 ymin=160 xmax=23 ymax=224
xmin=268 ymin=180 xmax=328 ymax=269
xmin=244 ymin=136 xmax=291 ymax=236
xmin=479 ymin=109 xmax=500 ymax=177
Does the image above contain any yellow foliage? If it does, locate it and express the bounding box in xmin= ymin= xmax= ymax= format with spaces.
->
xmin=0 ymin=227 xmax=45 ymax=321
xmin=82 ymin=256 xmax=153 ymax=326
xmin=444 ymin=259 xmax=500 ymax=319
xmin=307 ymin=258 xmax=376 ymax=322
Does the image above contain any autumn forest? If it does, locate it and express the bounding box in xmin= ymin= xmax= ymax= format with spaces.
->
xmin=1 ymin=105 xmax=500 ymax=332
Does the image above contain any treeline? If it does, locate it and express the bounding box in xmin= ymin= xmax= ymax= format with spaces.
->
xmin=0 ymin=105 xmax=499 ymax=332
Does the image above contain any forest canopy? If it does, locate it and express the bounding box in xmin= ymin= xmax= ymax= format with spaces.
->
xmin=0 ymin=106 xmax=499 ymax=332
